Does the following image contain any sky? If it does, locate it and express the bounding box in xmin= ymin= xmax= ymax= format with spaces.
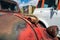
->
xmin=20 ymin=0 xmax=30 ymax=3
xmin=14 ymin=0 xmax=38 ymax=8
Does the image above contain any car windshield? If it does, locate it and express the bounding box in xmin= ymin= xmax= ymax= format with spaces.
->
xmin=37 ymin=0 xmax=58 ymax=9
xmin=0 ymin=0 xmax=19 ymax=12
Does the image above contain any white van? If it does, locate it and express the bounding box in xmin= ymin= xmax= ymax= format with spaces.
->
xmin=33 ymin=0 xmax=60 ymax=37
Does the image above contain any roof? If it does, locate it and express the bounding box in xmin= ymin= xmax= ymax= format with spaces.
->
xmin=0 ymin=0 xmax=17 ymax=5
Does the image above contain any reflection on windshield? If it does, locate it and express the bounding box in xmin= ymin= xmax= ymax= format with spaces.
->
xmin=0 ymin=0 xmax=19 ymax=12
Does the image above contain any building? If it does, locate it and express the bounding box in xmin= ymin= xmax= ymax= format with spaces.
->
xmin=20 ymin=5 xmax=36 ymax=14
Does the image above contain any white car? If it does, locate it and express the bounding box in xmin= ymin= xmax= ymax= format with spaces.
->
xmin=33 ymin=8 xmax=60 ymax=37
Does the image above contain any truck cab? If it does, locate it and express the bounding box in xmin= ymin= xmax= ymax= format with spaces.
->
xmin=33 ymin=0 xmax=60 ymax=37
xmin=0 ymin=0 xmax=23 ymax=40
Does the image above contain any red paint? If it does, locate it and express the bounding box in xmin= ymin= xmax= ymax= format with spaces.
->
xmin=57 ymin=0 xmax=60 ymax=10
xmin=14 ymin=14 xmax=55 ymax=40
xmin=17 ymin=23 xmax=53 ymax=40
xmin=18 ymin=23 xmax=37 ymax=40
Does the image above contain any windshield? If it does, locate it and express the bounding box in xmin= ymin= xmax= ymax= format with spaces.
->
xmin=37 ymin=0 xmax=58 ymax=9
xmin=0 ymin=0 xmax=19 ymax=12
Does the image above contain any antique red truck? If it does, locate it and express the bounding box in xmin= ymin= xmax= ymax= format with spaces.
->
xmin=0 ymin=0 xmax=59 ymax=40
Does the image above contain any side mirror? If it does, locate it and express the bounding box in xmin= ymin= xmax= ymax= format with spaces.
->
xmin=46 ymin=26 xmax=59 ymax=37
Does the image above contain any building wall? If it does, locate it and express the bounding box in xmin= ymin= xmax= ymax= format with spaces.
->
xmin=20 ymin=5 xmax=36 ymax=14
xmin=29 ymin=5 xmax=32 ymax=14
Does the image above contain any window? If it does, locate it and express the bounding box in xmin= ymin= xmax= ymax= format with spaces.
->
xmin=0 ymin=0 xmax=19 ymax=12
xmin=37 ymin=0 xmax=58 ymax=9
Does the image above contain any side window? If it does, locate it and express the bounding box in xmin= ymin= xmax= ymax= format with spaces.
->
xmin=37 ymin=0 xmax=58 ymax=9
xmin=44 ymin=0 xmax=57 ymax=9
